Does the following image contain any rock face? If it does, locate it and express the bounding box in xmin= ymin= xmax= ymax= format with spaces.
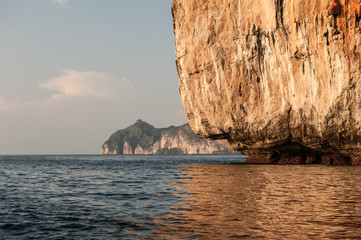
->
xmin=172 ymin=0 xmax=361 ymax=164
xmin=102 ymin=120 xmax=237 ymax=155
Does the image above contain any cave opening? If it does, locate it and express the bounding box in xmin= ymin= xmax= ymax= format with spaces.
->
xmin=314 ymin=155 xmax=322 ymax=164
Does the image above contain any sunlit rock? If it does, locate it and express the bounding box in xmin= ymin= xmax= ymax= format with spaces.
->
xmin=172 ymin=0 xmax=361 ymax=164
xmin=102 ymin=120 xmax=237 ymax=155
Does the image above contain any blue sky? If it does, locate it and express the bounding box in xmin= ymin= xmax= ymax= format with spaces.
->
xmin=0 ymin=0 xmax=187 ymax=154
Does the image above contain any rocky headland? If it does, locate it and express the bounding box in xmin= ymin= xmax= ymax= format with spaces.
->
xmin=102 ymin=120 xmax=237 ymax=155
xmin=172 ymin=0 xmax=361 ymax=164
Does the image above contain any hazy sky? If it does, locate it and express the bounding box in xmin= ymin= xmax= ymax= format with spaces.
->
xmin=0 ymin=0 xmax=188 ymax=154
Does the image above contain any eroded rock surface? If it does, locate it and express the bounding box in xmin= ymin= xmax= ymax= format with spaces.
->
xmin=102 ymin=120 xmax=236 ymax=155
xmin=172 ymin=0 xmax=361 ymax=164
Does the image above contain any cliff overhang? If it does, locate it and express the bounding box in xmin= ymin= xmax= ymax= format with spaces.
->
xmin=172 ymin=0 xmax=361 ymax=164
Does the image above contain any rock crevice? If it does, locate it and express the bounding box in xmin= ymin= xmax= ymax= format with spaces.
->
xmin=172 ymin=0 xmax=361 ymax=164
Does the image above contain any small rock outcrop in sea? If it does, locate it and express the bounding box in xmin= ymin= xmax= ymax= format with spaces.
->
xmin=172 ymin=0 xmax=361 ymax=165
xmin=102 ymin=120 xmax=237 ymax=155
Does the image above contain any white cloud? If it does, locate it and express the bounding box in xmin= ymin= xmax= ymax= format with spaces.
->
xmin=0 ymin=68 xmax=187 ymax=154
xmin=0 ymin=69 xmax=139 ymax=154
xmin=0 ymin=97 xmax=19 ymax=111
xmin=53 ymin=0 xmax=70 ymax=7
xmin=39 ymin=69 xmax=132 ymax=99
xmin=0 ymin=69 xmax=135 ymax=113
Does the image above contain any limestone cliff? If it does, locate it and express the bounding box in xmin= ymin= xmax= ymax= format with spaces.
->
xmin=102 ymin=120 xmax=237 ymax=155
xmin=172 ymin=0 xmax=361 ymax=164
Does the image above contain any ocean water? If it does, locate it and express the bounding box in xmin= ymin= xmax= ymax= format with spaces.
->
xmin=1 ymin=155 xmax=361 ymax=239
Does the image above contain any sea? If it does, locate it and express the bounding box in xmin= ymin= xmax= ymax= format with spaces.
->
xmin=1 ymin=155 xmax=361 ymax=239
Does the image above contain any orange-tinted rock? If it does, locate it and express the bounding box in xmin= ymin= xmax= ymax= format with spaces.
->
xmin=277 ymin=156 xmax=304 ymax=165
xmin=172 ymin=0 xmax=361 ymax=165
xmin=328 ymin=0 xmax=342 ymax=15
xmin=246 ymin=154 xmax=272 ymax=164
xmin=351 ymin=155 xmax=361 ymax=165
xmin=246 ymin=153 xmax=358 ymax=165
xmin=357 ymin=4 xmax=361 ymax=17
xmin=321 ymin=154 xmax=350 ymax=165
xmin=305 ymin=155 xmax=317 ymax=164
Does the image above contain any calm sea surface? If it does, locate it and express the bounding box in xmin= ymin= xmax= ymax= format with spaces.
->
xmin=1 ymin=155 xmax=361 ymax=239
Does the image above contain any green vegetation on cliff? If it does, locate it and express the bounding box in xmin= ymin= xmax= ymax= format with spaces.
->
xmin=103 ymin=120 xmax=160 ymax=154
xmin=102 ymin=119 xmax=237 ymax=155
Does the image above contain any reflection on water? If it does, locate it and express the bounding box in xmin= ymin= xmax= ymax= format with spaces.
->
xmin=3 ymin=156 xmax=361 ymax=239
xmin=156 ymin=164 xmax=361 ymax=239
xmin=0 ymin=155 xmax=245 ymax=239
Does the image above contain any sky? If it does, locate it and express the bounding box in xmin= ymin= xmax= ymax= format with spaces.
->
xmin=0 ymin=0 xmax=188 ymax=154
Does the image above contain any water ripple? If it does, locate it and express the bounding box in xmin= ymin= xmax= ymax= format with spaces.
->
xmin=2 ymin=155 xmax=361 ymax=239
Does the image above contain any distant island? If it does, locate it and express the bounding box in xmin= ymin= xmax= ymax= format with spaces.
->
xmin=102 ymin=119 xmax=239 ymax=155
